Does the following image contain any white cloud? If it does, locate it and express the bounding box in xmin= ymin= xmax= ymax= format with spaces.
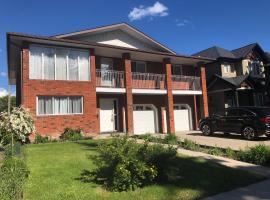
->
xmin=0 ymin=71 xmax=7 ymax=77
xmin=0 ymin=88 xmax=8 ymax=97
xmin=128 ymin=1 xmax=169 ymax=21
xmin=176 ymin=19 xmax=190 ymax=27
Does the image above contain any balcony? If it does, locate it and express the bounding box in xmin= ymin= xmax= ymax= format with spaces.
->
xmin=96 ymin=70 xmax=201 ymax=93
xmin=171 ymin=75 xmax=201 ymax=90
xmin=96 ymin=70 xmax=125 ymax=88
xmin=132 ymin=72 xmax=166 ymax=89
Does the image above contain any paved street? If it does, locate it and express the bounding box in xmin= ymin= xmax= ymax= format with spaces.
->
xmin=176 ymin=131 xmax=270 ymax=150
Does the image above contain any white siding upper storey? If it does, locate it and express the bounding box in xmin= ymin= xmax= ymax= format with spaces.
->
xmin=54 ymin=23 xmax=175 ymax=54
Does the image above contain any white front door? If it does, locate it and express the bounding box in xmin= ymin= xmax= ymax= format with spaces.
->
xmin=100 ymin=99 xmax=116 ymax=132
xmin=174 ymin=104 xmax=191 ymax=131
xmin=133 ymin=105 xmax=156 ymax=135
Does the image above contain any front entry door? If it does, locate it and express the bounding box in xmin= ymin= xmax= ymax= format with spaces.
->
xmin=100 ymin=58 xmax=113 ymax=87
xmin=100 ymin=99 xmax=117 ymax=132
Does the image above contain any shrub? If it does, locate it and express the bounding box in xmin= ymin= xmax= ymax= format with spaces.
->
xmin=180 ymin=139 xmax=201 ymax=151
xmin=225 ymin=148 xmax=236 ymax=159
xmin=82 ymin=136 xmax=179 ymax=191
xmin=134 ymin=134 xmax=162 ymax=143
xmin=207 ymin=147 xmax=224 ymax=156
xmin=34 ymin=134 xmax=50 ymax=144
xmin=60 ymin=128 xmax=83 ymax=141
xmin=236 ymin=145 xmax=270 ymax=166
xmin=163 ymin=134 xmax=178 ymax=145
xmin=0 ymin=157 xmax=29 ymax=200
xmin=0 ymin=107 xmax=35 ymax=145
xmin=4 ymin=142 xmax=22 ymax=158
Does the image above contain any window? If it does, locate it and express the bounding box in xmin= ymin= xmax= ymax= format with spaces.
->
xmin=37 ymin=96 xmax=83 ymax=115
xmin=131 ymin=61 xmax=146 ymax=73
xmin=249 ymin=60 xmax=263 ymax=76
xmin=29 ymin=45 xmax=90 ymax=81
xmin=223 ymin=63 xmax=233 ymax=73
xmin=172 ymin=64 xmax=183 ymax=75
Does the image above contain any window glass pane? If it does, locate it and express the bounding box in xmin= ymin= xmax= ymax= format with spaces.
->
xmin=30 ymin=46 xmax=43 ymax=79
xmin=68 ymin=51 xmax=79 ymax=80
xmin=69 ymin=97 xmax=82 ymax=114
xmin=172 ymin=65 xmax=182 ymax=75
xmin=56 ymin=49 xmax=67 ymax=80
xmin=43 ymin=48 xmax=55 ymax=80
xmin=38 ymin=97 xmax=53 ymax=115
xmin=54 ymin=97 xmax=68 ymax=114
xmin=78 ymin=51 xmax=90 ymax=81
xmin=136 ymin=62 xmax=146 ymax=73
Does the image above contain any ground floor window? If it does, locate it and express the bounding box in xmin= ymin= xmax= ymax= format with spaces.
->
xmin=37 ymin=96 xmax=83 ymax=115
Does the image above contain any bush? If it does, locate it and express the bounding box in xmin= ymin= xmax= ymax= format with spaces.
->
xmin=134 ymin=134 xmax=162 ymax=143
xmin=60 ymin=128 xmax=83 ymax=141
xmin=180 ymin=139 xmax=201 ymax=151
xmin=34 ymin=134 xmax=50 ymax=144
xmin=82 ymin=136 xmax=179 ymax=191
xmin=4 ymin=142 xmax=22 ymax=158
xmin=236 ymin=145 xmax=270 ymax=166
xmin=0 ymin=157 xmax=29 ymax=200
xmin=0 ymin=107 xmax=35 ymax=145
xmin=163 ymin=134 xmax=178 ymax=145
xmin=207 ymin=147 xmax=224 ymax=156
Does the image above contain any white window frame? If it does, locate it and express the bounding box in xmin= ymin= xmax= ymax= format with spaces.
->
xmin=29 ymin=45 xmax=90 ymax=81
xmin=36 ymin=96 xmax=84 ymax=116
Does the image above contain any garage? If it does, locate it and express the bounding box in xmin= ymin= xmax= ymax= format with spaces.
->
xmin=174 ymin=104 xmax=192 ymax=131
xmin=133 ymin=104 xmax=157 ymax=135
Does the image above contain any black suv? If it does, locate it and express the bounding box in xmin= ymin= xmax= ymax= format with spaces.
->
xmin=199 ymin=107 xmax=270 ymax=140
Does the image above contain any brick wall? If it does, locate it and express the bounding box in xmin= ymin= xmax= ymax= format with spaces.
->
xmin=21 ymin=45 xmax=98 ymax=138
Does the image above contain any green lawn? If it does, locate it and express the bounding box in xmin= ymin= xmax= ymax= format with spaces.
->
xmin=23 ymin=140 xmax=264 ymax=200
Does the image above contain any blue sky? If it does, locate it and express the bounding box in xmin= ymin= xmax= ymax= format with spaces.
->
xmin=1 ymin=0 xmax=270 ymax=95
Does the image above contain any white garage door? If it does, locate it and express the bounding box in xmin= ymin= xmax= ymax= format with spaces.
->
xmin=174 ymin=105 xmax=191 ymax=131
xmin=133 ymin=105 xmax=156 ymax=135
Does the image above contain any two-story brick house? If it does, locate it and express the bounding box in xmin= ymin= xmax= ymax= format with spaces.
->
xmin=7 ymin=23 xmax=212 ymax=138
xmin=193 ymin=43 xmax=270 ymax=115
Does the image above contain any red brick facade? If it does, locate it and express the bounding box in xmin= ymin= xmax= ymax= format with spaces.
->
xmin=18 ymin=43 xmax=208 ymax=139
xmin=21 ymin=46 xmax=99 ymax=138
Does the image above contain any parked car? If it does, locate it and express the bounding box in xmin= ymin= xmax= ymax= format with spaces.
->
xmin=199 ymin=107 xmax=270 ymax=140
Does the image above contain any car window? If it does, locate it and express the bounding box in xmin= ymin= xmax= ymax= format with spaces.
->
xmin=239 ymin=110 xmax=255 ymax=117
xmin=226 ymin=109 xmax=239 ymax=116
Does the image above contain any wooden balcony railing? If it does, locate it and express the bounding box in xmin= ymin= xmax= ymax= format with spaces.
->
xmin=96 ymin=70 xmax=125 ymax=88
xmin=171 ymin=75 xmax=201 ymax=90
xmin=131 ymin=72 xmax=166 ymax=89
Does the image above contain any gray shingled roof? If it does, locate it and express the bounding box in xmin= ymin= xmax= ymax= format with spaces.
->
xmin=266 ymin=52 xmax=270 ymax=62
xmin=214 ymin=74 xmax=249 ymax=87
xmin=231 ymin=43 xmax=258 ymax=58
xmin=192 ymin=46 xmax=236 ymax=59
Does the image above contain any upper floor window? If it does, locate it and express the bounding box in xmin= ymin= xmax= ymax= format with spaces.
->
xmin=249 ymin=60 xmax=263 ymax=76
xmin=29 ymin=45 xmax=90 ymax=81
xmin=132 ymin=61 xmax=146 ymax=73
xmin=223 ymin=63 xmax=234 ymax=73
xmin=172 ymin=64 xmax=183 ymax=75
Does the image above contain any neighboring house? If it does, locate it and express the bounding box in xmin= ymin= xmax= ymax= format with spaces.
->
xmin=7 ymin=23 xmax=212 ymax=138
xmin=193 ymin=43 xmax=270 ymax=115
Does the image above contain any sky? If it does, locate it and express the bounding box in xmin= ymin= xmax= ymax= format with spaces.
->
xmin=1 ymin=0 xmax=270 ymax=96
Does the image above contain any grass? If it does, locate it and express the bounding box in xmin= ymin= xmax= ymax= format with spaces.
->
xmin=23 ymin=139 xmax=265 ymax=200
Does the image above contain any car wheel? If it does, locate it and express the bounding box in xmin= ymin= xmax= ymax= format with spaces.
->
xmin=242 ymin=126 xmax=258 ymax=140
xmin=201 ymin=123 xmax=212 ymax=136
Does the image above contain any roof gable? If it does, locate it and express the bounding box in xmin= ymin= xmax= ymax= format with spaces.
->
xmin=53 ymin=23 xmax=176 ymax=54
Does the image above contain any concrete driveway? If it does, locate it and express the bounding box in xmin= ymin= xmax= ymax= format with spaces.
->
xmin=176 ymin=131 xmax=270 ymax=150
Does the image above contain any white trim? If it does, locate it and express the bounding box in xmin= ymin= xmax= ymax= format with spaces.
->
xmin=132 ymin=89 xmax=167 ymax=94
xmin=174 ymin=104 xmax=193 ymax=131
xmin=133 ymin=104 xmax=159 ymax=133
xmin=96 ymin=87 xmax=126 ymax=93
xmin=172 ymin=90 xmax=202 ymax=95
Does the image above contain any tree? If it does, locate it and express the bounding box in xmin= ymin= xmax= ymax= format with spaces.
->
xmin=0 ymin=95 xmax=16 ymax=113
